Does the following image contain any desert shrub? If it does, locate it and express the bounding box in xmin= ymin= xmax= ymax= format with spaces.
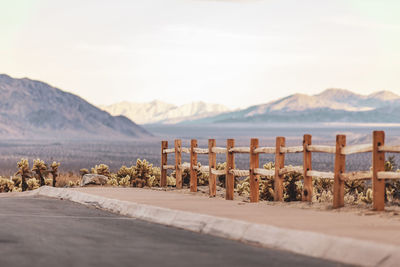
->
xmin=119 ymin=175 xmax=131 ymax=187
xmin=26 ymin=178 xmax=39 ymax=190
xmin=12 ymin=176 xmax=21 ymax=188
xmin=198 ymin=164 xmax=209 ymax=186
xmin=167 ymin=176 xmax=176 ymax=186
xmin=117 ymin=165 xmax=135 ymax=178
xmin=283 ymin=172 xmax=303 ymax=202
xmin=57 ymin=172 xmax=81 ymax=187
xmin=237 ymin=162 xmax=275 ymax=201
xmin=115 ymin=160 xmax=172 ymax=188
xmin=16 ymin=158 xmax=31 ymax=191
xmin=384 ymin=156 xmax=400 ymax=202
xmin=50 ymin=161 xmax=60 ymax=187
xmin=45 ymin=178 xmax=53 ymax=186
xmin=66 ymin=180 xmax=80 ymax=187
xmin=236 ymin=162 xmax=338 ymax=202
xmin=170 ymin=162 xmax=209 ymax=187
xmin=32 ymin=159 xmax=48 ymax=186
xmin=147 ymin=166 xmax=175 ymax=187
xmin=216 ymin=162 xmax=226 ymax=187
xmin=91 ymin=164 xmax=111 ymax=177
xmin=345 ymin=180 xmax=366 ymax=195
xmin=107 ymin=178 xmax=118 ymax=186
xmin=132 ymin=159 xmax=153 ymax=187
xmin=0 ymin=177 xmax=15 ymax=193
xmin=312 ymin=178 xmax=333 ymax=203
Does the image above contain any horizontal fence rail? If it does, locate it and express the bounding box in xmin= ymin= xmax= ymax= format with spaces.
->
xmin=280 ymin=146 xmax=303 ymax=153
xmin=161 ymin=131 xmax=398 ymax=211
xmin=253 ymin=147 xmax=275 ymax=154
xmin=339 ymin=171 xmax=372 ymax=181
xmin=340 ymin=144 xmax=372 ymax=155
xmin=211 ymin=147 xmax=227 ymax=154
xmin=306 ymin=145 xmax=336 ymax=154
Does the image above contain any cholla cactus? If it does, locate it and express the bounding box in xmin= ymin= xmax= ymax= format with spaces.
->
xmin=117 ymin=165 xmax=135 ymax=178
xmin=236 ymin=162 xmax=275 ymax=201
xmin=16 ymin=158 xmax=31 ymax=191
xmin=26 ymin=178 xmax=39 ymax=190
xmin=216 ymin=162 xmax=227 ymax=187
xmin=167 ymin=175 xmax=176 ymax=186
xmin=384 ymin=156 xmax=400 ymax=202
xmin=283 ymin=168 xmax=303 ymax=202
xmin=237 ymin=180 xmax=250 ymax=196
xmin=176 ymin=166 xmax=191 ymax=186
xmin=119 ymin=175 xmax=131 ymax=187
xmin=32 ymin=159 xmax=48 ymax=186
xmin=107 ymin=178 xmax=118 ymax=186
xmin=91 ymin=164 xmax=111 ymax=177
xmin=12 ymin=176 xmax=21 ymax=188
xmin=312 ymin=190 xmax=333 ymax=203
xmin=358 ymin=188 xmax=373 ymax=204
xmin=198 ymin=164 xmax=209 ymax=186
xmin=12 ymin=186 xmax=22 ymax=193
xmin=50 ymin=161 xmax=60 ymax=187
xmin=0 ymin=177 xmax=15 ymax=193
xmin=132 ymin=159 xmax=154 ymax=188
xmin=345 ymin=180 xmax=365 ymax=195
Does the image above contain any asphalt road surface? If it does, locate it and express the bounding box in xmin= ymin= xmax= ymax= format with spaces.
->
xmin=0 ymin=196 xmax=348 ymax=267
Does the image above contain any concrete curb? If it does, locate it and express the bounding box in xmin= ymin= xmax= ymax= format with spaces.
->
xmin=34 ymin=187 xmax=400 ymax=266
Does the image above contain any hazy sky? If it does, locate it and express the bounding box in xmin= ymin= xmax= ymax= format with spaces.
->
xmin=1 ymin=0 xmax=400 ymax=108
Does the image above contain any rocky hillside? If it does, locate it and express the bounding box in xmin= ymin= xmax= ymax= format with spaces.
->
xmin=101 ymin=100 xmax=231 ymax=124
xmin=0 ymin=74 xmax=151 ymax=139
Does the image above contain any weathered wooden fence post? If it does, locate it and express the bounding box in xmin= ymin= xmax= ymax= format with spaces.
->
xmin=373 ymin=131 xmax=385 ymax=211
xmin=175 ymin=139 xmax=182 ymax=189
xmin=208 ymin=139 xmax=217 ymax=197
xmin=190 ymin=139 xmax=198 ymax=192
xmin=274 ymin=137 xmax=285 ymax=201
xmin=303 ymin=134 xmax=313 ymax=202
xmin=161 ymin=141 xmax=168 ymax=187
xmin=333 ymin=135 xmax=346 ymax=208
xmin=226 ymin=139 xmax=235 ymax=200
xmin=250 ymin=138 xmax=259 ymax=202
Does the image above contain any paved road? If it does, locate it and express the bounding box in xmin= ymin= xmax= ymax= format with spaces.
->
xmin=0 ymin=196 xmax=347 ymax=267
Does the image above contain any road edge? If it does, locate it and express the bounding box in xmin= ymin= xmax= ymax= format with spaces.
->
xmin=34 ymin=186 xmax=400 ymax=266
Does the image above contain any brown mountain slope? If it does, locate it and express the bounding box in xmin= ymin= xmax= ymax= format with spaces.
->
xmin=0 ymin=74 xmax=151 ymax=139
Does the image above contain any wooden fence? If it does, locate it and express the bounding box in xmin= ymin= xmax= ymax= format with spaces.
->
xmin=161 ymin=131 xmax=400 ymax=211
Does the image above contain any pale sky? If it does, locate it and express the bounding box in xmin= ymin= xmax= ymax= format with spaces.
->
xmin=1 ymin=0 xmax=400 ymax=108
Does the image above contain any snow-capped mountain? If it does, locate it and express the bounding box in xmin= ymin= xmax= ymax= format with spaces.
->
xmin=100 ymin=101 xmax=231 ymax=124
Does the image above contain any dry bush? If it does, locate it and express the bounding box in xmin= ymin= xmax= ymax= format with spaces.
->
xmin=57 ymin=172 xmax=81 ymax=187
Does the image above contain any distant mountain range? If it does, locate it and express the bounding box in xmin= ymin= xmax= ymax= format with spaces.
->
xmin=184 ymin=89 xmax=400 ymax=124
xmin=0 ymin=74 xmax=150 ymax=139
xmin=100 ymin=101 xmax=231 ymax=124
xmin=102 ymin=89 xmax=400 ymax=125
xmin=3 ymin=72 xmax=399 ymax=138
